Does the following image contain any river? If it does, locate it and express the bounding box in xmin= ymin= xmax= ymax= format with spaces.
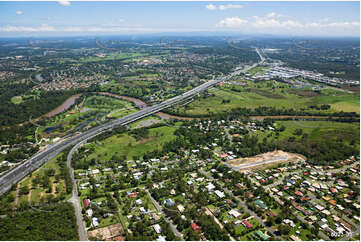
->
xmin=94 ymin=92 xmax=195 ymax=120
xmin=25 ymin=94 xmax=82 ymax=125
xmin=43 ymin=94 xmax=82 ymax=118
xmin=23 ymin=92 xmax=359 ymax=126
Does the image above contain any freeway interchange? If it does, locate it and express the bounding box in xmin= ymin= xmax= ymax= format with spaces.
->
xmin=0 ymin=48 xmax=265 ymax=195
xmin=0 ymin=78 xmax=223 ymax=195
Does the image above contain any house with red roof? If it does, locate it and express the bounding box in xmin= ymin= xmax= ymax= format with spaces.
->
xmin=294 ymin=191 xmax=303 ymax=196
xmin=191 ymin=223 xmax=200 ymax=232
xmin=128 ymin=192 xmax=137 ymax=198
xmin=83 ymin=198 xmax=90 ymax=208
xmin=330 ymin=187 xmax=338 ymax=193
xmin=242 ymin=219 xmax=253 ymax=229
xmin=246 ymin=192 xmax=254 ymax=198
xmin=219 ymin=153 xmax=228 ymax=158
xmin=329 ymin=200 xmax=337 ymax=206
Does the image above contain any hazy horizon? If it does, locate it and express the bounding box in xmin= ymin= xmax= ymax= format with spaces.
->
xmin=0 ymin=1 xmax=359 ymax=38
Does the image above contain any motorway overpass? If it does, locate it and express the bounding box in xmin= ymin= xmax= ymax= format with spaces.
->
xmin=0 ymin=79 xmax=222 ymax=195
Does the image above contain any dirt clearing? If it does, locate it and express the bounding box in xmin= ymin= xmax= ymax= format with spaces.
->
xmin=88 ymin=223 xmax=124 ymax=240
xmin=228 ymin=150 xmax=306 ymax=171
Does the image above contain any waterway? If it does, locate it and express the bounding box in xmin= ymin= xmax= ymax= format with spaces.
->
xmin=23 ymin=92 xmax=359 ymax=127
xmin=94 ymin=92 xmax=195 ymax=120
xmin=23 ymin=94 xmax=81 ymax=126
xmin=43 ymin=94 xmax=81 ymax=118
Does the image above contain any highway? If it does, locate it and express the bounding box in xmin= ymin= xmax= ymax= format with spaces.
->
xmin=0 ymin=78 xmax=223 ymax=195
xmin=0 ymin=47 xmax=265 ymax=195
xmin=231 ymin=47 xmax=265 ymax=76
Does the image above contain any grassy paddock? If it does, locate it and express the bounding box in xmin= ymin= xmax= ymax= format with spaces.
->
xmin=10 ymin=96 xmax=23 ymax=104
xmin=87 ymin=124 xmax=179 ymax=161
xmin=275 ymin=120 xmax=359 ymax=142
xmin=173 ymin=81 xmax=359 ymax=116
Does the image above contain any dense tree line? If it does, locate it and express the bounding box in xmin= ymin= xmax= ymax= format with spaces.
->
xmin=0 ymin=88 xmax=75 ymax=126
xmin=0 ymin=123 xmax=37 ymax=145
xmin=165 ymin=105 xmax=359 ymax=118
xmin=0 ymin=202 xmax=78 ymax=240
xmin=55 ymin=147 xmax=73 ymax=194
xmin=158 ymin=117 xmax=359 ymax=164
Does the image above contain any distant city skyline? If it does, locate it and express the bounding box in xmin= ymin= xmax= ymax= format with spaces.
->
xmin=0 ymin=1 xmax=359 ymax=37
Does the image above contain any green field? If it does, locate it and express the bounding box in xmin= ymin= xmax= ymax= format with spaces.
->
xmin=173 ymin=81 xmax=359 ymax=116
xmin=255 ymin=120 xmax=360 ymax=150
xmin=10 ymin=96 xmax=23 ymax=104
xmin=87 ymin=124 xmax=179 ymax=161
xmin=275 ymin=120 xmax=359 ymax=142
xmin=84 ymin=95 xmax=135 ymax=111
xmin=80 ymin=52 xmax=146 ymax=63
xmin=246 ymin=66 xmax=269 ymax=76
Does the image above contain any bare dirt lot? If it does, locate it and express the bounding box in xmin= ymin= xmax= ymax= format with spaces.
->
xmin=134 ymin=118 xmax=161 ymax=128
xmin=228 ymin=150 xmax=306 ymax=171
xmin=88 ymin=223 xmax=124 ymax=240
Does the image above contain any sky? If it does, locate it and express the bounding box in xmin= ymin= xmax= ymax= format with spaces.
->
xmin=0 ymin=1 xmax=360 ymax=37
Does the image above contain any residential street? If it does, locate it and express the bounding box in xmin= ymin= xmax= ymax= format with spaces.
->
xmin=67 ymin=142 xmax=88 ymax=241
xmin=224 ymin=126 xmax=233 ymax=145
xmin=145 ymin=189 xmax=184 ymax=240
xmin=199 ymin=169 xmax=281 ymax=240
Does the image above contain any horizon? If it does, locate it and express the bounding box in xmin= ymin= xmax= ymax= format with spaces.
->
xmin=0 ymin=1 xmax=360 ymax=38
xmin=0 ymin=32 xmax=361 ymax=39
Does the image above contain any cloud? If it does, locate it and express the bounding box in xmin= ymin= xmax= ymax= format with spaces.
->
xmin=58 ymin=1 xmax=70 ymax=6
xmin=266 ymin=12 xmax=276 ymax=18
xmin=206 ymin=4 xmax=217 ymax=11
xmin=16 ymin=11 xmax=23 ymax=15
xmin=252 ymin=18 xmax=303 ymax=29
xmin=63 ymin=26 xmax=82 ymax=32
xmin=216 ymin=17 xmax=248 ymax=28
xmin=206 ymin=4 xmax=243 ymax=11
xmin=0 ymin=24 xmax=55 ymax=32
xmin=215 ymin=14 xmax=360 ymax=36
xmin=219 ymin=4 xmax=244 ymax=11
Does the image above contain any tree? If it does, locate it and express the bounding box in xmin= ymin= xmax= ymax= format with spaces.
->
xmin=19 ymin=186 xmax=29 ymax=195
xmin=45 ymin=168 xmax=56 ymax=177
xmin=293 ymin=129 xmax=303 ymax=136
xmin=279 ymin=224 xmax=290 ymax=235
xmin=187 ymin=230 xmax=200 ymax=241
